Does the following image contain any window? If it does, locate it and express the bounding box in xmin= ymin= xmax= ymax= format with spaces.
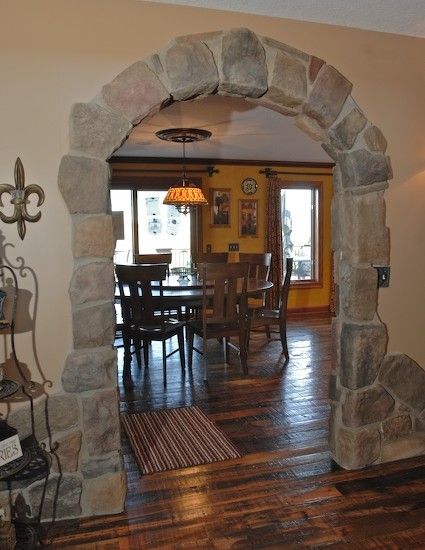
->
xmin=281 ymin=183 xmax=321 ymax=285
xmin=110 ymin=179 xmax=201 ymax=268
xmin=136 ymin=190 xmax=192 ymax=269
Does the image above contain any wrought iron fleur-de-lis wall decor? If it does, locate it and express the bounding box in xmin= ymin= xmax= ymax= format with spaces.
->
xmin=0 ymin=158 xmax=45 ymax=240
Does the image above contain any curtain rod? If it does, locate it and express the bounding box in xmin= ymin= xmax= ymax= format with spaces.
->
xmin=114 ymin=166 xmax=219 ymax=177
xmin=259 ymin=167 xmax=332 ymax=178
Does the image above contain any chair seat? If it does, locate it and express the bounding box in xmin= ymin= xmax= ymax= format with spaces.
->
xmin=133 ymin=318 xmax=185 ymax=338
xmin=253 ymin=309 xmax=279 ymax=322
xmin=188 ymin=319 xmax=244 ymax=338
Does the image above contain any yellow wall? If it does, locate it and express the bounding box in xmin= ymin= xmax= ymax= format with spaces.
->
xmin=1 ymin=0 xmax=424 ymax=390
xmin=200 ymin=164 xmax=333 ymax=311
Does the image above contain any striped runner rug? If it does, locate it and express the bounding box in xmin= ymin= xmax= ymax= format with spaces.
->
xmin=121 ymin=406 xmax=241 ymax=475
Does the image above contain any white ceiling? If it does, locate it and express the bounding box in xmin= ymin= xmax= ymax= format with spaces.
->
xmin=116 ymin=1 xmax=424 ymax=162
xmin=116 ymin=96 xmax=331 ymax=162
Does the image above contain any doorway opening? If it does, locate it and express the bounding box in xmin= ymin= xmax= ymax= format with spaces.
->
xmin=57 ymin=28 xmax=403 ymax=519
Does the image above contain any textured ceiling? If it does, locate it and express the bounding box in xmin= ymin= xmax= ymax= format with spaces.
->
xmin=138 ymin=0 xmax=425 ymax=38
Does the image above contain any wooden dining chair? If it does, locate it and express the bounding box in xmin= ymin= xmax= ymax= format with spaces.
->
xmin=248 ymin=258 xmax=293 ymax=360
xmin=186 ymin=262 xmax=249 ymax=381
xmin=238 ymin=252 xmax=272 ymax=311
xmin=115 ymin=263 xmax=186 ymax=386
xmin=133 ymin=253 xmax=172 ymax=275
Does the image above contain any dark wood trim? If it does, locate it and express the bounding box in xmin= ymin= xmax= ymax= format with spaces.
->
xmin=110 ymin=176 xmax=203 ymax=190
xmin=109 ymin=156 xmax=335 ymax=170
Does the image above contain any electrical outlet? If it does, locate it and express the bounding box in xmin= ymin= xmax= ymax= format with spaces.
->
xmin=228 ymin=243 xmax=239 ymax=252
xmin=206 ymin=244 xmax=212 ymax=253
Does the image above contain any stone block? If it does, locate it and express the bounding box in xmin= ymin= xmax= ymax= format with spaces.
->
xmin=81 ymin=452 xmax=123 ymax=479
xmin=328 ymin=403 xmax=338 ymax=455
xmin=82 ymin=471 xmax=126 ymax=516
xmin=58 ymin=155 xmax=110 ymax=214
xmin=379 ymin=353 xmax=425 ymax=411
xmin=69 ymin=102 xmax=132 ymax=160
xmin=331 ymin=317 xmax=341 ymax=368
xmin=73 ymin=215 xmax=115 ymax=259
xmin=329 ymin=372 xmax=340 ymax=402
xmin=338 ymin=192 xmax=390 ymax=265
xmin=73 ymin=302 xmax=115 ymax=349
xmin=416 ymin=409 xmax=425 ymax=431
xmin=342 ymin=386 xmax=395 ymax=428
xmin=303 ymin=65 xmax=353 ymax=128
xmin=329 ymin=108 xmax=367 ymax=150
xmin=9 ymin=399 xmax=48 ymax=441
xmin=82 ymin=389 xmax=121 ymax=456
xmin=51 ymin=431 xmax=82 ymax=473
xmin=381 ymin=434 xmax=425 ymax=463
xmin=338 ymin=149 xmax=392 ymax=188
xmin=339 ymin=264 xmax=378 ymax=321
xmin=295 ymin=114 xmax=326 ymax=141
xmin=102 ymin=61 xmax=170 ymax=124
xmin=62 ymin=347 xmax=117 ymax=393
xmin=246 ymin=96 xmax=298 ymax=117
xmin=10 ymin=394 xmax=80 ymax=441
xmin=265 ymin=50 xmax=307 ymax=108
xmin=309 ymin=56 xmax=325 ymax=84
xmin=321 ymin=141 xmax=339 ymax=161
xmin=163 ymin=40 xmax=218 ymax=100
xmin=219 ymin=28 xmax=267 ymax=97
xmin=48 ymin=394 xmax=80 ymax=433
xmin=174 ymin=30 xmax=224 ymax=47
xmin=260 ymin=36 xmax=310 ymax=64
xmin=336 ymin=426 xmax=381 ymax=469
xmin=382 ymin=415 xmax=412 ymax=441
xmin=340 ymin=321 xmax=387 ymax=390
xmin=69 ymin=261 xmax=114 ymax=306
xmin=363 ymin=125 xmax=388 ymax=152
xmin=28 ymin=475 xmax=82 ymax=520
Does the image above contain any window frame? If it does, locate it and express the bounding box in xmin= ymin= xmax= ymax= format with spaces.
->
xmin=280 ymin=180 xmax=323 ymax=289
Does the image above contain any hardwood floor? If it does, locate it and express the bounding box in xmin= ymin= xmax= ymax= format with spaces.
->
xmin=49 ymin=314 xmax=425 ymax=549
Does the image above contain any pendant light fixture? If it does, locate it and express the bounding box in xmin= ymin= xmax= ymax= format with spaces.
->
xmin=156 ymin=128 xmax=210 ymax=215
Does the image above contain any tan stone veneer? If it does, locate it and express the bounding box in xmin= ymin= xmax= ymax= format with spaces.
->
xmin=25 ymin=27 xmax=421 ymax=519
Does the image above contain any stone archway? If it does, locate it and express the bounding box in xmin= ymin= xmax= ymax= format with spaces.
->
xmin=56 ymin=28 xmax=425 ymax=518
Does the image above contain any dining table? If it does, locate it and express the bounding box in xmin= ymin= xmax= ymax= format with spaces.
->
xmin=156 ymin=273 xmax=273 ymax=306
xmin=115 ymin=269 xmax=273 ymax=316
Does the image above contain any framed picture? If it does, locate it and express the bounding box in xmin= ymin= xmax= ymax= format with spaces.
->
xmin=239 ymin=199 xmax=258 ymax=237
xmin=210 ymin=188 xmax=231 ymax=227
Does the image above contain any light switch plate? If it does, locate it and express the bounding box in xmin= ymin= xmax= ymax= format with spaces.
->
xmin=374 ymin=266 xmax=390 ymax=288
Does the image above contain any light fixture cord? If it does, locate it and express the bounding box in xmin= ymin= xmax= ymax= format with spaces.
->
xmin=182 ymin=138 xmax=187 ymax=186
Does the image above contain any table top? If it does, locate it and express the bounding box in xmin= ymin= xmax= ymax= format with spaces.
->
xmin=160 ymin=274 xmax=272 ymax=292
xmin=116 ymin=276 xmax=273 ymax=301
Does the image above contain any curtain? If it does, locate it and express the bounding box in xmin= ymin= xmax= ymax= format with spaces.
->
xmin=265 ymin=177 xmax=285 ymax=308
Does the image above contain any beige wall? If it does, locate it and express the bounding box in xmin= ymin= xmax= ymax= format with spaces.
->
xmin=0 ymin=0 xmax=424 ymax=392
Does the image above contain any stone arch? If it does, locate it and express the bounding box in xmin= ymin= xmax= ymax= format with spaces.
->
xmin=56 ymin=28 xmax=425 ymax=517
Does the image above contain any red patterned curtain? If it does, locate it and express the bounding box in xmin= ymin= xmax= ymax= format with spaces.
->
xmin=265 ymin=177 xmax=284 ymax=308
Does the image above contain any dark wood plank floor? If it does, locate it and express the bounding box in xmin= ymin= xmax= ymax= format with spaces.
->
xmin=49 ymin=314 xmax=425 ymax=549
